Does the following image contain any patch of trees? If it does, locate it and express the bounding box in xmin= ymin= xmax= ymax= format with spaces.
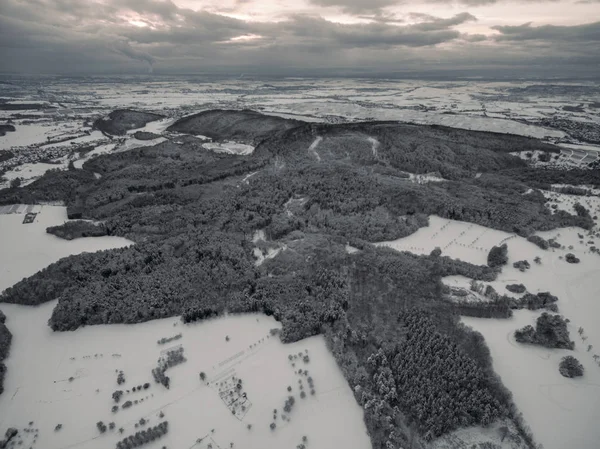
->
xmin=0 ymin=310 xmax=11 ymax=396
xmin=112 ymin=390 xmax=123 ymax=403
xmin=167 ymin=109 xmax=303 ymax=145
xmin=152 ymin=347 xmax=186 ymax=389
xmin=0 ymin=150 xmax=14 ymax=162
xmin=501 ymin=167 xmax=600 ymax=189
xmin=47 ymin=221 xmax=108 ymax=240
xmin=515 ymin=292 xmax=558 ymax=312
xmin=93 ymin=109 xmax=164 ymax=136
xmin=554 ymin=185 xmax=590 ymax=196
xmin=0 ymin=168 xmax=95 ymax=207
xmin=506 ymin=284 xmax=526 ymax=294
xmin=0 ymin=428 xmax=18 ymax=448
xmin=115 ymin=421 xmax=168 ymax=449
xmin=487 ymin=244 xmax=508 ymax=268
xmin=526 ymin=235 xmax=548 ymax=250
xmin=452 ymin=299 xmax=513 ymax=319
xmin=559 ymin=356 xmax=584 ymax=378
xmin=133 ymin=131 xmax=161 ymax=141
xmin=514 ymin=313 xmax=574 ymax=349
xmin=512 ymin=260 xmax=530 ymax=272
xmin=157 ymin=333 xmax=182 ymax=345
xmin=573 ymin=203 xmax=590 ymax=218
xmin=565 ymin=253 xmax=580 ymax=264
xmin=349 ymin=309 xmax=509 ymax=443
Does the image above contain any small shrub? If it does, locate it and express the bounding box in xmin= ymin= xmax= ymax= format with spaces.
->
xmin=559 ymin=356 xmax=584 ymax=378
xmin=527 ymin=235 xmax=549 ymax=250
xmin=270 ymin=422 xmax=276 ymax=431
xmin=54 ymin=424 xmax=62 ymax=432
xmin=487 ymin=244 xmax=508 ymax=268
xmin=512 ymin=260 xmax=530 ymax=272
xmin=112 ymin=390 xmax=123 ymax=403
xmin=506 ymin=284 xmax=526 ymax=294
xmin=96 ymin=421 xmax=107 ymax=433
xmin=565 ymin=253 xmax=580 ymax=264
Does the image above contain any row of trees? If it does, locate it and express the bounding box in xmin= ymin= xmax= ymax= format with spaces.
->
xmin=0 ymin=309 xmax=10 ymax=395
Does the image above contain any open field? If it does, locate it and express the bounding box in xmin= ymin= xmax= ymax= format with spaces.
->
xmin=0 ymin=302 xmax=371 ymax=449
xmin=0 ymin=206 xmax=131 ymax=293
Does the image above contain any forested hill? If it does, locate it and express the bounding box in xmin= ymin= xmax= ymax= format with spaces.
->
xmin=167 ymin=109 xmax=303 ymax=144
xmin=0 ymin=109 xmax=596 ymax=449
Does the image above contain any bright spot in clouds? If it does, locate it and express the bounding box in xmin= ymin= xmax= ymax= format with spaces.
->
xmin=228 ymin=34 xmax=263 ymax=42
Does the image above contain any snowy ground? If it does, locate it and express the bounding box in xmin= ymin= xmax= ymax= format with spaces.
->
xmin=0 ymin=207 xmax=371 ymax=449
xmin=0 ymin=303 xmax=372 ymax=449
xmin=202 ymin=141 xmax=255 ymax=155
xmin=375 ymin=212 xmax=600 ymax=449
xmin=0 ymin=206 xmax=131 ymax=291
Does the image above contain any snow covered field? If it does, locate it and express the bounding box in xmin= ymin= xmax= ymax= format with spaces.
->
xmin=376 ymin=211 xmax=600 ymax=449
xmin=0 ymin=303 xmax=372 ymax=449
xmin=0 ymin=206 xmax=132 ymax=291
xmin=0 ymin=206 xmax=371 ymax=449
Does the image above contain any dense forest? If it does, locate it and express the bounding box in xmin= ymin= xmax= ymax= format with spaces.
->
xmin=0 ymin=309 xmax=10 ymax=395
xmin=1 ymin=110 xmax=591 ymax=448
xmin=46 ymin=220 xmax=108 ymax=240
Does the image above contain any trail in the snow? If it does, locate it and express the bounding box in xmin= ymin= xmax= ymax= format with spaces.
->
xmin=308 ymin=136 xmax=322 ymax=162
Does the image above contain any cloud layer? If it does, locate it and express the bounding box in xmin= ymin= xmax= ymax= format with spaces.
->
xmin=0 ymin=0 xmax=598 ymax=76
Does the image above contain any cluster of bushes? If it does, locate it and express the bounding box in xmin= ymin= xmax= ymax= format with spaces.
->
xmin=515 ymin=313 xmax=574 ymax=349
xmin=472 ymin=281 xmax=558 ymax=312
xmin=527 ymin=235 xmax=549 ymax=250
xmin=516 ymin=292 xmax=559 ymax=312
xmin=512 ymin=260 xmax=530 ymax=272
xmin=157 ymin=334 xmax=181 ymax=345
xmin=506 ymin=284 xmax=526 ymax=294
xmin=152 ymin=347 xmax=186 ymax=389
xmin=112 ymin=390 xmax=123 ymax=403
xmin=0 ymin=309 xmax=11 ymax=395
xmin=565 ymin=253 xmax=580 ymax=264
xmin=487 ymin=244 xmax=508 ymax=268
xmin=46 ymin=220 xmax=108 ymax=240
xmin=115 ymin=421 xmax=168 ymax=449
xmin=559 ymin=356 xmax=584 ymax=378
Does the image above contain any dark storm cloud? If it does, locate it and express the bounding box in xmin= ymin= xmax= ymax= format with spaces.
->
xmin=408 ymin=12 xmax=477 ymax=31
xmin=492 ymin=21 xmax=600 ymax=41
xmin=0 ymin=0 xmax=598 ymax=76
xmin=116 ymin=0 xmax=179 ymax=20
xmin=308 ymin=0 xmax=401 ymax=14
xmin=427 ymin=0 xmax=561 ymax=5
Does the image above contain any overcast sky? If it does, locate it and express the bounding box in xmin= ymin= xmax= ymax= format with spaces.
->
xmin=0 ymin=0 xmax=598 ymax=77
